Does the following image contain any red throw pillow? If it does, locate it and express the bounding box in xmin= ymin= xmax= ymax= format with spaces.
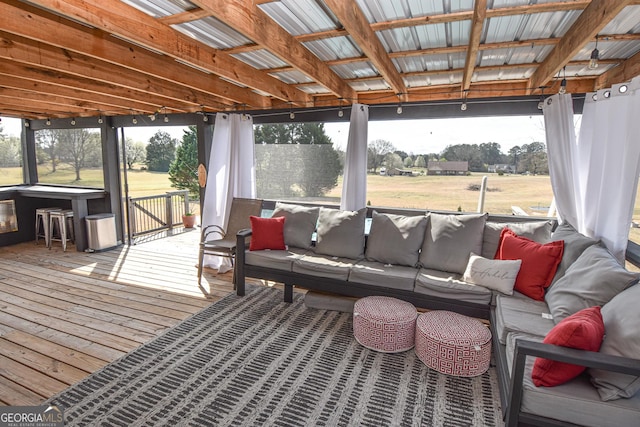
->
xmin=249 ymin=216 xmax=286 ymax=251
xmin=532 ymin=306 xmax=605 ymax=387
xmin=495 ymin=228 xmax=564 ymax=300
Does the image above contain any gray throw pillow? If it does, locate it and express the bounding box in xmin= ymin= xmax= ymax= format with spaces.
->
xmin=550 ymin=222 xmax=600 ymax=285
xmin=589 ymin=284 xmax=640 ymax=401
xmin=419 ymin=213 xmax=488 ymax=274
xmin=545 ymin=244 xmax=639 ymax=322
xmin=365 ymin=211 xmax=428 ymax=267
xmin=315 ymin=207 xmax=366 ymax=259
xmin=272 ymin=202 xmax=319 ymax=249
xmin=481 ymin=220 xmax=553 ymax=259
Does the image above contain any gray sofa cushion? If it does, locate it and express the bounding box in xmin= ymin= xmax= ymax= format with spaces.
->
xmin=414 ymin=268 xmax=492 ymax=305
xmin=292 ymin=253 xmax=356 ymax=280
xmin=365 ymin=211 xmax=428 ymax=267
xmin=349 ymin=260 xmax=419 ymax=292
xmin=545 ymin=244 xmax=638 ymax=322
xmin=315 ymin=207 xmax=366 ymax=259
xmin=590 ymin=284 xmax=640 ymax=401
xmin=272 ymin=202 xmax=319 ymax=249
xmin=550 ymin=222 xmax=600 ymax=285
xmin=482 ymin=220 xmax=553 ymax=259
xmin=419 ymin=213 xmax=488 ymax=274
xmin=517 ymin=353 xmax=640 ymax=427
xmin=244 ymin=247 xmax=308 ymax=271
xmin=494 ymin=292 xmax=554 ymax=345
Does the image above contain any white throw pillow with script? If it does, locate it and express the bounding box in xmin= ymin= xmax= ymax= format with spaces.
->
xmin=462 ymin=253 xmax=522 ymax=295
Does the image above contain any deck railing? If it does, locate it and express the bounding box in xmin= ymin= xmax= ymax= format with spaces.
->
xmin=127 ymin=190 xmax=190 ymax=238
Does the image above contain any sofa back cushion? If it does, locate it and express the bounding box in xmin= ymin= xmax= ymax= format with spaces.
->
xmin=589 ymin=284 xmax=640 ymax=401
xmin=550 ymin=222 xmax=600 ymax=285
xmin=495 ymin=228 xmax=564 ymax=301
xmin=315 ymin=207 xmax=366 ymax=259
xmin=365 ymin=211 xmax=428 ymax=267
xmin=272 ymin=202 xmax=319 ymax=249
xmin=545 ymin=244 xmax=639 ymax=322
xmin=482 ymin=220 xmax=553 ymax=259
xmin=419 ymin=213 xmax=487 ymax=274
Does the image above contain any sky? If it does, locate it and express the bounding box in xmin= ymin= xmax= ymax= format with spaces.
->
xmin=1 ymin=114 xmax=548 ymax=155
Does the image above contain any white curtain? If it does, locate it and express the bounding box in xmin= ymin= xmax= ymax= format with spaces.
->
xmin=341 ymin=103 xmax=369 ymax=210
xmin=201 ymin=113 xmax=256 ymax=272
xmin=544 ymin=76 xmax=640 ymax=262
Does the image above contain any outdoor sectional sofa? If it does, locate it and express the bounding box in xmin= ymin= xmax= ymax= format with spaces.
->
xmin=234 ymin=202 xmax=640 ymax=427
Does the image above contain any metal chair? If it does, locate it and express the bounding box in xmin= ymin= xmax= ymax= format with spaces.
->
xmin=35 ymin=207 xmax=62 ymax=247
xmin=49 ymin=210 xmax=75 ymax=251
xmin=197 ymin=198 xmax=263 ymax=286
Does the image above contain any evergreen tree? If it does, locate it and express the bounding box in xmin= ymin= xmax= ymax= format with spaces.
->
xmin=168 ymin=126 xmax=199 ymax=198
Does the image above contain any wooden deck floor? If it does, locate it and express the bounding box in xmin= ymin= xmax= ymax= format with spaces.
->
xmin=0 ymin=228 xmax=244 ymax=406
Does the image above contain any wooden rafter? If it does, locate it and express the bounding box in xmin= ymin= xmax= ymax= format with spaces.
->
xmin=188 ymin=0 xmax=355 ymax=101
xmin=24 ymin=0 xmax=312 ymax=105
xmin=596 ymin=50 xmax=640 ymax=89
xmin=529 ymin=0 xmax=634 ymax=93
xmin=462 ymin=0 xmax=487 ymax=93
xmin=323 ymin=0 xmax=407 ymax=101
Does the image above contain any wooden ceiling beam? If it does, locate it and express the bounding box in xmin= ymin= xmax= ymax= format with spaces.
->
xmin=0 ymin=33 xmax=213 ymax=112
xmin=323 ymin=0 xmax=408 ymax=101
xmin=0 ymin=1 xmax=267 ymax=109
xmin=0 ymin=94 xmax=97 ymax=115
xmin=25 ymin=0 xmax=311 ymax=105
xmin=528 ymin=0 xmax=633 ymax=93
xmin=189 ymin=0 xmax=355 ymax=101
xmin=0 ymin=60 xmax=189 ymax=115
xmin=0 ymin=87 xmax=108 ymax=113
xmin=595 ymin=50 xmax=640 ymax=89
xmin=1 ymin=75 xmax=165 ymax=113
xmin=462 ymin=0 xmax=487 ymax=92
xmin=157 ymin=8 xmax=212 ymax=26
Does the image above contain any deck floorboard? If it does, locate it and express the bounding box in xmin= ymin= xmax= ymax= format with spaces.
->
xmin=0 ymin=228 xmax=253 ymax=406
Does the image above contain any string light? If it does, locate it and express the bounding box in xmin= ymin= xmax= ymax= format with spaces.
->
xmin=98 ymin=116 xmax=104 ymax=124
xmin=396 ymin=93 xmax=403 ymax=114
xmin=559 ymin=66 xmax=567 ymax=94
xmin=45 ymin=118 xmax=51 ymax=126
xmin=70 ymin=118 xmax=76 ymax=126
xmin=132 ymin=116 xmax=138 ymax=124
xmin=460 ymin=101 xmax=467 ymax=111
xmin=337 ymin=99 xmax=344 ymax=118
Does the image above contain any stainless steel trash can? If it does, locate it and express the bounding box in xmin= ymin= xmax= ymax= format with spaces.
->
xmin=85 ymin=213 xmax=117 ymax=251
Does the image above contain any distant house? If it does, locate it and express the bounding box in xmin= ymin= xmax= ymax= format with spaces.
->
xmin=488 ymin=164 xmax=516 ymax=173
xmin=427 ymin=161 xmax=469 ymax=175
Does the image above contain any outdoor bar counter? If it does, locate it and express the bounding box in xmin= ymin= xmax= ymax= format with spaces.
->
xmin=0 ymin=185 xmax=109 ymax=252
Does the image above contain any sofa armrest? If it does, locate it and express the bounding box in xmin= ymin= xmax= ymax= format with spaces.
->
xmin=506 ymin=339 xmax=640 ymax=426
xmin=235 ymin=228 xmax=252 ymax=296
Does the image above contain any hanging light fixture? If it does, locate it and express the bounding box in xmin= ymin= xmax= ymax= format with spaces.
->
xmin=460 ymin=90 xmax=468 ymax=111
xmin=589 ymin=35 xmax=599 ymax=70
xmin=559 ymin=66 xmax=567 ymax=94
xmin=337 ymin=99 xmax=344 ymax=118
xmin=132 ymin=116 xmax=138 ymax=125
xmin=45 ymin=118 xmax=51 ymax=126
xmin=289 ymin=102 xmax=295 ymax=120
xmin=396 ymin=93 xmax=403 ymax=114
xmin=98 ymin=116 xmax=104 ymax=124
xmin=537 ymin=87 xmax=545 ymax=110
xmin=70 ymin=118 xmax=76 ymax=126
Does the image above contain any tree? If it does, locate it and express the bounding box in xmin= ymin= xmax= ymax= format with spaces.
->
xmin=0 ymin=131 xmax=21 ymax=167
xmin=35 ymin=129 xmax=58 ymax=171
xmin=508 ymin=146 xmax=522 ymax=172
xmin=368 ymin=139 xmax=394 ymax=173
xmin=254 ymin=123 xmax=341 ymax=198
xmin=146 ymin=130 xmax=176 ymax=172
xmin=56 ymin=129 xmax=101 ymax=180
xmin=441 ymin=143 xmax=484 ymax=171
xmin=479 ymin=142 xmax=504 ymax=166
xmin=519 ymin=142 xmax=548 ymax=174
xmin=383 ymin=152 xmax=403 ymax=175
xmin=414 ymin=155 xmax=426 ymax=168
xmin=168 ymin=126 xmax=199 ymax=198
xmin=403 ymin=156 xmax=414 ymax=168
xmin=125 ymin=139 xmax=146 ymax=169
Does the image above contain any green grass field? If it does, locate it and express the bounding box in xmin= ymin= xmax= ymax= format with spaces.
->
xmin=2 ymin=165 xmax=640 ymax=242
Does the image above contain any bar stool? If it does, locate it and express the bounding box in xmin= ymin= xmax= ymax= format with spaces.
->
xmin=49 ymin=210 xmax=75 ymax=251
xmin=35 ymin=207 xmax=62 ymax=247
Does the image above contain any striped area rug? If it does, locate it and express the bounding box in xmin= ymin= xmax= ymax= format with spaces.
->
xmin=47 ymin=286 xmax=504 ymax=426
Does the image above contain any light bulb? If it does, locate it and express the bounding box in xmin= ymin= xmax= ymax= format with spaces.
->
xmin=537 ymin=100 xmax=544 ymax=110
xmin=70 ymin=118 xmax=76 ymax=126
xmin=289 ymin=111 xmax=295 ymax=120
xmin=132 ymin=117 xmax=138 ymax=124
xmin=396 ymin=105 xmax=403 ymax=114
xmin=559 ymin=78 xmax=567 ymax=94
xmin=45 ymin=118 xmax=51 ymax=126
xmin=163 ymin=114 xmax=169 ymax=123
xmin=460 ymin=102 xmax=467 ymax=111
xmin=98 ymin=116 xmax=104 ymax=124
xmin=589 ymin=48 xmax=599 ymax=69
xmin=203 ymin=114 xmax=208 ymax=122
xmin=337 ymin=108 xmax=344 ymax=118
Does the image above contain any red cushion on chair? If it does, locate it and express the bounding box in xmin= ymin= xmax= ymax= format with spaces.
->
xmin=249 ymin=216 xmax=286 ymax=251
xmin=495 ymin=228 xmax=564 ymax=300
xmin=532 ymin=306 xmax=605 ymax=387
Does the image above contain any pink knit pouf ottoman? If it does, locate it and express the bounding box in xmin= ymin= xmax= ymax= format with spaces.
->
xmin=415 ymin=310 xmax=492 ymax=377
xmin=353 ymin=296 xmax=417 ymax=353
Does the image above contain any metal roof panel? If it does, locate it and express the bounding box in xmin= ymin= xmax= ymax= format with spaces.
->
xmin=259 ymin=0 xmax=338 ymax=35
xmin=303 ymin=37 xmax=363 ymax=61
xmin=232 ymin=50 xmax=289 ymax=70
xmin=174 ymin=17 xmax=253 ymax=49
